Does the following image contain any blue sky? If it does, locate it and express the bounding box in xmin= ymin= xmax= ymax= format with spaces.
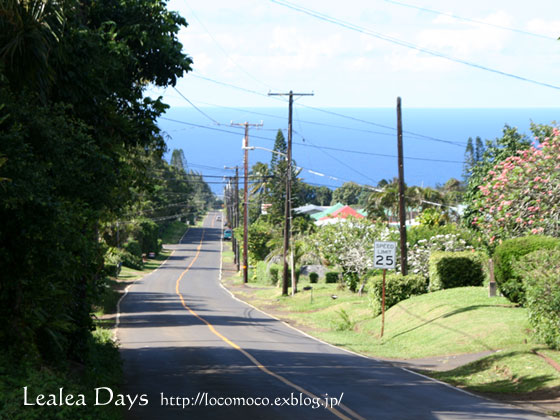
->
xmin=148 ymin=0 xmax=560 ymax=109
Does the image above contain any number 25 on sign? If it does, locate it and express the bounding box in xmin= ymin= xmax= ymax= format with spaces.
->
xmin=374 ymin=241 xmax=397 ymax=337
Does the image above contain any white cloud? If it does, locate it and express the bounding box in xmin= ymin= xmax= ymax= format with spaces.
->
xmin=266 ymin=26 xmax=343 ymax=71
xmin=526 ymin=19 xmax=560 ymax=38
xmin=417 ymin=11 xmax=513 ymax=57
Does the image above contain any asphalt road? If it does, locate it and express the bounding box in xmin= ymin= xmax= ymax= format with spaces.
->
xmin=118 ymin=212 xmax=548 ymax=420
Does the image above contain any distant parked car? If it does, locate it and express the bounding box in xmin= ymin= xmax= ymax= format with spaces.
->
xmin=216 ymin=215 xmax=221 ymax=221
xmin=223 ymin=229 xmax=232 ymax=240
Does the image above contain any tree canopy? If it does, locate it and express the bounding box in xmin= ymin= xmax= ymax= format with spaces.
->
xmin=0 ymin=0 xmax=192 ymax=361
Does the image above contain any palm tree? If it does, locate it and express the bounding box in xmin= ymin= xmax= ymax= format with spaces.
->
xmin=0 ymin=0 xmax=65 ymax=100
xmin=250 ymin=161 xmax=270 ymax=197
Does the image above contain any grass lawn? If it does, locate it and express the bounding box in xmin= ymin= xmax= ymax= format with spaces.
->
xmin=222 ymin=244 xmax=560 ymax=395
xmin=160 ymin=220 xmax=189 ymax=244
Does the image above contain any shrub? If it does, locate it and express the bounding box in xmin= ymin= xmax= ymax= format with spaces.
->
xmin=407 ymin=224 xmax=475 ymax=248
xmin=493 ymin=235 xmax=560 ymax=304
xmin=269 ymin=265 xmax=279 ymax=285
xmin=103 ymin=250 xmax=122 ymax=277
xmin=332 ymin=309 xmax=355 ymax=331
xmin=408 ymin=232 xmax=474 ymax=279
xmin=254 ymin=261 xmax=275 ymax=284
xmin=368 ymin=273 xmax=427 ymax=316
xmin=115 ymin=243 xmax=143 ymax=270
xmin=138 ymin=219 xmax=159 ymax=254
xmin=124 ymin=239 xmax=142 ymax=259
xmin=309 ymin=272 xmax=319 ymax=284
xmin=325 ymin=271 xmax=340 ymax=284
xmin=428 ymin=251 xmax=486 ymax=291
xmin=343 ymin=272 xmax=359 ymax=291
xmin=514 ymin=250 xmax=560 ymax=349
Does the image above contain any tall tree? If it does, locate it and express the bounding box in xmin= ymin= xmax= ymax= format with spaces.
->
xmin=463 ymin=137 xmax=475 ymax=181
xmin=170 ymin=149 xmax=187 ymax=172
xmin=0 ymin=0 xmax=192 ymax=361
xmin=463 ymin=125 xmax=531 ymax=229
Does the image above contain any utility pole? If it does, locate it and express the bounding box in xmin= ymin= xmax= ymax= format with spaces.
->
xmin=268 ymin=90 xmax=313 ymax=296
xmin=233 ymin=166 xmax=240 ymax=272
xmin=232 ymin=122 xmax=262 ymax=283
xmin=396 ymin=97 xmax=408 ymax=275
xmin=224 ymin=166 xmax=240 ymax=271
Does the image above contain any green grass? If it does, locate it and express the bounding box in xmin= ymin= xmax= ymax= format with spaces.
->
xmin=160 ymin=221 xmax=188 ymax=244
xmin=430 ymin=346 xmax=560 ymax=394
xmin=224 ymin=263 xmax=560 ymax=394
xmin=235 ymin=285 xmax=532 ymax=359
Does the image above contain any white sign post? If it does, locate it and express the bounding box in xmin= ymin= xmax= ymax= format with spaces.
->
xmin=374 ymin=241 xmax=397 ymax=337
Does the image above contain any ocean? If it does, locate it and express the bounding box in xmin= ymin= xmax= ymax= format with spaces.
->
xmin=158 ymin=107 xmax=560 ymax=195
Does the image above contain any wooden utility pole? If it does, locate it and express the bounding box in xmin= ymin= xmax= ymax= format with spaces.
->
xmin=234 ymin=166 xmax=240 ymax=272
xmin=224 ymin=165 xmax=240 ymax=271
xmin=232 ymin=122 xmax=262 ymax=283
xmin=396 ymin=97 xmax=408 ymax=275
xmin=268 ymin=90 xmax=313 ymax=296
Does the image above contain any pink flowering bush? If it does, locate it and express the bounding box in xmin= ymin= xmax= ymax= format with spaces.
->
xmin=472 ymin=127 xmax=560 ymax=243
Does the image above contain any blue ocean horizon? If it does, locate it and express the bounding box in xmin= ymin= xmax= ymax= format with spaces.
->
xmin=158 ymin=107 xmax=560 ymax=195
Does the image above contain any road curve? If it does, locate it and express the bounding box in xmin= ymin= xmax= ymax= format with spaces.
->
xmin=118 ymin=212 xmax=548 ymax=419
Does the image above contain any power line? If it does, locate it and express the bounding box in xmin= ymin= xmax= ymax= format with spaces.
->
xmin=183 ymin=2 xmax=277 ymax=90
xmin=190 ymin=73 xmax=467 ymax=145
xmin=173 ymin=87 xmax=222 ymax=125
xmin=382 ymin=0 xmax=556 ymax=41
xmin=268 ymin=0 xmax=560 ymax=91
xmin=291 ymin=132 xmax=463 ymax=163
xmin=161 ymin=116 xmax=465 ymax=163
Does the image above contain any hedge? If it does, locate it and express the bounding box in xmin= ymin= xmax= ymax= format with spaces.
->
xmin=368 ymin=273 xmax=427 ymax=316
xmin=428 ymin=251 xmax=486 ymax=291
xmin=309 ymin=272 xmax=319 ymax=284
xmin=514 ymin=250 xmax=560 ymax=349
xmin=325 ymin=271 xmax=340 ymax=284
xmin=493 ymin=235 xmax=560 ymax=304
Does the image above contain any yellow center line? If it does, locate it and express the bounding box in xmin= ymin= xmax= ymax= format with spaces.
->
xmin=174 ymin=219 xmax=363 ymax=420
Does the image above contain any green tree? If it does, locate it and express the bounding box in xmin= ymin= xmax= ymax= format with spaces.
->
xmin=463 ymin=125 xmax=531 ymax=230
xmin=267 ymin=129 xmax=301 ymax=220
xmin=331 ymin=182 xmax=369 ymax=206
xmin=0 ymin=0 xmax=192 ymax=362
xmin=170 ymin=149 xmax=187 ymax=172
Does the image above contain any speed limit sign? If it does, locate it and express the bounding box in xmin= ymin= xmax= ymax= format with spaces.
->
xmin=374 ymin=241 xmax=397 ymax=269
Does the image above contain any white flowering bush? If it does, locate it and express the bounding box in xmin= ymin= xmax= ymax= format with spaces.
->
xmin=313 ymin=218 xmax=399 ymax=291
xmin=408 ymin=233 xmax=473 ymax=279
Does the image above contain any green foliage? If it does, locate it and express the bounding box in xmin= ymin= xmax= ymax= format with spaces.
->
xmin=463 ymin=125 xmax=531 ymax=230
xmin=325 ymin=271 xmax=340 ymax=284
xmin=110 ymin=246 xmax=142 ymax=271
xmin=332 ymin=309 xmax=355 ymax=331
xmin=343 ymin=272 xmax=360 ymax=292
xmin=0 ymin=0 xmax=192 ymax=364
xmin=269 ymin=265 xmax=280 ymax=285
xmin=428 ymin=251 xmax=487 ymax=291
xmin=368 ymin=273 xmax=427 ymax=316
xmin=309 ymin=272 xmax=319 ymax=284
xmin=295 ymin=183 xmax=332 ymax=206
xmin=407 ymin=224 xmax=475 ymax=247
xmin=253 ymin=261 xmax=276 ymax=285
xmin=103 ymin=250 xmax=122 ymax=278
xmin=124 ymin=239 xmax=142 ymax=258
xmin=0 ymin=329 xmax=122 ymax=420
xmin=514 ymin=250 xmax=560 ymax=349
xmin=493 ymin=235 xmax=560 ymax=304
xmin=416 ymin=208 xmax=448 ymax=227
xmin=248 ymin=219 xmax=276 ymax=263
xmin=314 ymin=218 xmax=396 ymax=276
xmin=331 ymin=182 xmax=369 ymax=206
xmin=128 ymin=218 xmax=160 ymax=254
